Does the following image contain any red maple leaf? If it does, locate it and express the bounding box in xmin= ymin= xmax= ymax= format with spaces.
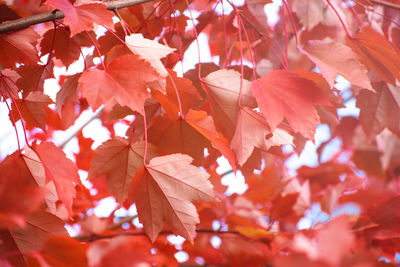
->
xmin=251 ymin=70 xmax=331 ymax=140
xmin=79 ymin=54 xmax=161 ymax=114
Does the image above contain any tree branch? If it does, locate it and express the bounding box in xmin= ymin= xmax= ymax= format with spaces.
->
xmin=59 ymin=107 xmax=103 ymax=149
xmin=0 ymin=0 xmax=154 ymax=34
xmin=370 ymin=0 xmax=400 ymax=10
xmin=76 ymin=229 xmax=240 ymax=242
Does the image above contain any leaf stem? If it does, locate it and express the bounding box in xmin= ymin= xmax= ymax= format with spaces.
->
xmin=44 ymin=21 xmax=57 ymax=67
xmin=282 ymin=0 xmax=300 ymax=50
xmin=168 ymin=0 xmax=184 ymax=74
xmin=185 ymin=0 xmax=202 ymax=80
xmin=0 ymin=89 xmax=21 ymax=152
xmin=103 ymin=25 xmax=126 ymax=45
xmin=136 ymin=0 xmax=165 ymax=32
xmin=282 ymin=6 xmax=289 ymax=68
xmin=220 ymin=0 xmax=229 ymax=69
xmin=238 ymin=15 xmax=257 ymax=80
xmin=325 ymin=0 xmax=354 ymax=39
xmin=85 ymin=30 xmax=106 ymax=70
xmin=237 ymin=15 xmax=244 ymax=109
xmin=142 ymin=107 xmax=148 ymax=166
xmin=0 ymin=76 xmax=30 ymax=148
xmin=345 ymin=0 xmax=364 ymax=28
xmin=167 ymin=72 xmax=184 ymax=119
xmin=238 ymin=10 xmax=288 ymax=69
xmin=57 ymin=24 xmax=87 ymax=70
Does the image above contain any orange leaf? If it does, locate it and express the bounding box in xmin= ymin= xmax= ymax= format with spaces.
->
xmin=152 ymin=70 xmax=201 ymax=120
xmin=346 ymin=26 xmax=400 ymax=84
xmin=130 ymin=154 xmax=214 ymax=242
xmin=185 ymin=109 xmax=237 ymax=172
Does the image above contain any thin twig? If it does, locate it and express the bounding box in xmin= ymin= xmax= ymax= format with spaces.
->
xmin=59 ymin=107 xmax=103 ymax=149
xmin=0 ymin=0 xmax=153 ymax=33
xmin=76 ymin=229 xmax=240 ymax=242
xmin=108 ymin=215 xmax=139 ymax=230
xmin=220 ymin=169 xmax=234 ymax=177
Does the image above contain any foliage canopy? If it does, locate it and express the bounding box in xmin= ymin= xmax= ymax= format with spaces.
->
xmin=1 ymin=0 xmax=400 ymax=266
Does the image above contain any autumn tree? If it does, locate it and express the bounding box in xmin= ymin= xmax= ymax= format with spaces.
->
xmin=1 ymin=0 xmax=400 ymax=265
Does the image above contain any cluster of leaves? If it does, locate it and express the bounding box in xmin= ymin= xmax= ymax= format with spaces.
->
xmin=1 ymin=0 xmax=400 ymax=266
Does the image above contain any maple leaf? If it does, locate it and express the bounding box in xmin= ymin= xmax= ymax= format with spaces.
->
xmin=245 ymin=0 xmax=271 ymax=32
xmin=0 ymin=28 xmax=39 ymax=67
xmin=79 ymin=54 xmax=161 ymax=114
xmin=291 ymin=0 xmax=327 ymax=29
xmin=203 ymin=69 xmax=257 ymax=136
xmin=231 ymin=107 xmax=293 ymax=166
xmin=88 ymin=138 xmax=157 ymax=203
xmin=152 ymin=69 xmax=202 ymax=120
xmin=220 ymin=235 xmax=271 ymax=266
xmin=74 ymin=132 xmax=95 ymax=171
xmin=0 ymin=152 xmax=45 ymax=228
xmin=292 ymin=216 xmax=355 ymax=266
xmin=87 ymin=236 xmax=158 ymax=267
xmin=46 ymin=0 xmax=114 ymax=36
xmin=33 ymin=236 xmax=89 ymax=267
xmin=346 ymin=26 xmax=400 ymax=84
xmin=0 ymin=69 xmax=20 ymax=99
xmin=185 ymin=109 xmax=237 ymax=172
xmin=23 ymin=146 xmax=59 ymax=215
xmin=125 ymin=33 xmax=175 ymax=91
xmin=5 ymin=0 xmax=400 ymax=263
xmin=148 ymin=115 xmax=210 ymax=163
xmin=302 ymin=39 xmax=373 ymax=91
xmin=56 ymin=73 xmax=80 ymax=115
xmin=34 ymin=142 xmax=80 ymax=216
xmin=278 ymin=178 xmax=311 ymax=218
xmin=356 ymin=83 xmax=400 ymax=141
xmin=16 ymin=62 xmax=55 ymax=97
xmin=40 ymin=29 xmax=93 ymax=69
xmin=130 ymin=154 xmax=214 ymax=242
xmin=11 ymin=91 xmax=53 ymax=130
xmin=244 ymin=165 xmax=290 ymax=204
xmin=0 ymin=209 xmax=67 ymax=265
xmin=251 ymin=70 xmax=331 ymax=140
